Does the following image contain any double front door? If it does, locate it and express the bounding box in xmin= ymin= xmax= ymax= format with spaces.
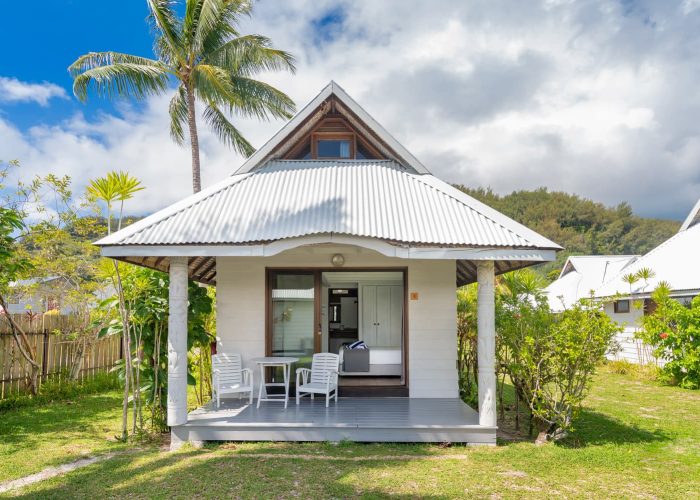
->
xmin=361 ymin=285 xmax=403 ymax=347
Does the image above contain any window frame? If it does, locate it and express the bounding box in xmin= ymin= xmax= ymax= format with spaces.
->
xmin=311 ymin=133 xmax=356 ymax=160
xmin=614 ymin=299 xmax=631 ymax=314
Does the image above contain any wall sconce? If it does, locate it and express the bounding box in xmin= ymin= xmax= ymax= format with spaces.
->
xmin=331 ymin=254 xmax=345 ymax=267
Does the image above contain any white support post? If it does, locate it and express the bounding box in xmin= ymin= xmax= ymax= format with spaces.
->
xmin=167 ymin=257 xmax=189 ymax=428
xmin=477 ymin=261 xmax=497 ymax=428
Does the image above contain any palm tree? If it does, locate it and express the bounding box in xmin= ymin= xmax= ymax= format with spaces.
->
xmin=621 ymin=273 xmax=639 ymax=295
xmin=88 ymin=171 xmax=143 ymax=439
xmin=635 ymin=267 xmax=656 ymax=290
xmin=70 ymin=0 xmax=296 ymax=193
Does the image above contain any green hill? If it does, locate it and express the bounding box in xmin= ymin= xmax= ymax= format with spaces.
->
xmin=455 ymin=186 xmax=681 ymax=280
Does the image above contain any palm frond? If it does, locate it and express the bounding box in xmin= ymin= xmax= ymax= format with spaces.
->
xmin=198 ymin=0 xmax=252 ymax=55
xmin=69 ymin=52 xmax=166 ymax=76
xmin=169 ymin=85 xmax=189 ymax=146
xmin=227 ymin=76 xmax=296 ymax=120
xmin=202 ymin=103 xmax=255 ymax=157
xmin=192 ymin=63 xmax=238 ymax=103
xmin=194 ymin=66 xmax=294 ymax=120
xmin=183 ymin=0 xmax=205 ymax=48
xmin=205 ymin=34 xmax=296 ymax=76
xmin=147 ymin=0 xmax=185 ymax=62
xmin=72 ymin=62 xmax=169 ymax=102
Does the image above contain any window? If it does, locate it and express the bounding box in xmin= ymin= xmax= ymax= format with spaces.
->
xmin=614 ymin=300 xmax=630 ymax=313
xmin=316 ymin=139 xmax=351 ymax=158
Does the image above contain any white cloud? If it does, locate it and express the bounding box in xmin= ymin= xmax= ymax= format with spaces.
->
xmin=0 ymin=76 xmax=68 ymax=106
xmin=2 ymin=0 xmax=700 ymax=221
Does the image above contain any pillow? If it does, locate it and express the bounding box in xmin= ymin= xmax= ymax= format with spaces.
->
xmin=347 ymin=340 xmax=368 ymax=350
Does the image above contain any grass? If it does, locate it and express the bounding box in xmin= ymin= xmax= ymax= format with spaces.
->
xmin=2 ymin=366 xmax=700 ymax=498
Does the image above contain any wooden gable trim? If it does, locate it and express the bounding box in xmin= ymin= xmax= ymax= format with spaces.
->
xmin=282 ymin=107 xmax=385 ymax=161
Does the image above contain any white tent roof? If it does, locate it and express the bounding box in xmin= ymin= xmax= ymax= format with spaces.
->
xmin=545 ymin=255 xmax=638 ymax=311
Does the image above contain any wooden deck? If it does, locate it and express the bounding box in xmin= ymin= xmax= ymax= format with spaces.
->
xmin=173 ymin=398 xmax=496 ymax=445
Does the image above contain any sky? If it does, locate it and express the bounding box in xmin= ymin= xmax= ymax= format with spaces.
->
xmin=1 ymin=0 xmax=700 ymax=221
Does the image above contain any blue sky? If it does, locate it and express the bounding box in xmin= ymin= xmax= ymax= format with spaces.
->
xmin=0 ymin=1 xmax=154 ymax=128
xmin=1 ymin=1 xmax=699 ymax=220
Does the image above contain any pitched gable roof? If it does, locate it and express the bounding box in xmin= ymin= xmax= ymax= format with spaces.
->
xmin=234 ymin=81 xmax=430 ymax=175
xmin=96 ymin=82 xmax=561 ymax=285
xmin=680 ymin=197 xmax=700 ymax=231
xmin=594 ymin=199 xmax=700 ymax=298
xmin=545 ymin=255 xmax=638 ymax=311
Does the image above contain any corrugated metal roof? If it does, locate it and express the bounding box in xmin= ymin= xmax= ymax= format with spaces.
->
xmin=594 ymin=223 xmax=700 ymax=297
xmin=545 ymin=256 xmax=638 ymax=311
xmin=97 ymin=160 xmax=560 ymax=249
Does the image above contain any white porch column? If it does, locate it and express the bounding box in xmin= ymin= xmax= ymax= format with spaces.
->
xmin=477 ymin=261 xmax=497 ymax=428
xmin=167 ymin=257 xmax=189 ymax=427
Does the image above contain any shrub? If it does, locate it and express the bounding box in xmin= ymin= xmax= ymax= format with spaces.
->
xmin=458 ymin=269 xmax=621 ymax=440
xmin=638 ymin=284 xmax=700 ymax=389
xmin=499 ymin=280 xmax=621 ymax=440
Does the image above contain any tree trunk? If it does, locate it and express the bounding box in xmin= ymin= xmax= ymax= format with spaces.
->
xmin=186 ymin=86 xmax=202 ymax=194
xmin=0 ymin=293 xmax=41 ymax=395
xmin=69 ymin=338 xmax=86 ymax=380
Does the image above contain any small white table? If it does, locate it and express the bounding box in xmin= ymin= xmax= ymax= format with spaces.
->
xmin=251 ymin=357 xmax=299 ymax=408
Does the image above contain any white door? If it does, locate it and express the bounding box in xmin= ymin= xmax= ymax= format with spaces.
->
xmin=361 ymin=285 xmax=377 ymax=345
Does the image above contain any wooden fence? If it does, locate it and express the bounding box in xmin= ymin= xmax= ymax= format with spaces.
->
xmin=0 ymin=314 xmax=122 ymax=398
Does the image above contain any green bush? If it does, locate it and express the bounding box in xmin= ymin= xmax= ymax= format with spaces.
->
xmin=458 ymin=269 xmax=621 ymax=440
xmin=0 ymin=372 xmax=119 ymax=412
xmin=639 ymin=285 xmax=700 ymax=389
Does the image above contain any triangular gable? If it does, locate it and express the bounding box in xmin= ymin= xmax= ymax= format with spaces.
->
xmin=680 ymin=197 xmax=700 ymax=232
xmin=234 ymin=81 xmax=430 ymax=175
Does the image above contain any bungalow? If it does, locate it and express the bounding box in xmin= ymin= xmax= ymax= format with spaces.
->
xmin=96 ymin=82 xmax=561 ymax=446
xmin=545 ymin=198 xmax=700 ymax=364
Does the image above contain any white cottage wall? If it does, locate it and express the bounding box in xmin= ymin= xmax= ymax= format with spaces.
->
xmin=215 ymin=245 xmax=458 ymax=398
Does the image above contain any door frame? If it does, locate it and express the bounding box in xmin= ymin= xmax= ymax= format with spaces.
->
xmin=265 ymin=267 xmax=409 ymax=394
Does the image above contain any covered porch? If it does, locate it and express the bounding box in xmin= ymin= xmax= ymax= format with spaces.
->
xmin=174 ymin=397 xmax=495 ymax=445
xmin=161 ymin=254 xmax=503 ymax=446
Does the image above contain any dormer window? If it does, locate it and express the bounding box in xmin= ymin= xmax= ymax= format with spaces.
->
xmin=317 ymin=139 xmax=351 ymax=158
xmin=287 ymin=114 xmax=382 ymax=160
xmin=313 ymin=133 xmax=354 ymax=159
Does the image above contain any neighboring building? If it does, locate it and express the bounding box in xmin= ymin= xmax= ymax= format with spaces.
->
xmin=1 ymin=277 xmax=67 ymax=314
xmin=545 ymin=255 xmax=639 ymax=312
xmin=0 ymin=277 xmax=114 ymax=316
xmin=96 ymin=81 xmax=561 ymax=446
xmin=545 ymin=199 xmax=700 ymax=365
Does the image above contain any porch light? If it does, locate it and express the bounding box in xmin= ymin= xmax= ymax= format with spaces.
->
xmin=331 ymin=254 xmax=345 ymax=267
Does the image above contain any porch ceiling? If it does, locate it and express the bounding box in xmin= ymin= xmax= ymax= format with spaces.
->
xmin=114 ymin=255 xmax=542 ymax=287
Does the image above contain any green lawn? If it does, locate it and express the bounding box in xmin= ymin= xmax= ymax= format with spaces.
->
xmin=2 ymin=367 xmax=700 ymax=498
xmin=0 ymin=391 xmax=127 ymax=484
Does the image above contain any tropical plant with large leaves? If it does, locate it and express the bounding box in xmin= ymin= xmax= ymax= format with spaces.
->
xmin=70 ymin=0 xmax=296 ymax=193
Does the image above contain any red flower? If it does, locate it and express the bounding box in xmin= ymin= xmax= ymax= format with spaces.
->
xmin=659 ymin=332 xmax=669 ymax=339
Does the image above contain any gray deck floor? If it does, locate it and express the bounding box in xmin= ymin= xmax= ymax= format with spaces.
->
xmin=177 ymin=398 xmax=495 ymax=444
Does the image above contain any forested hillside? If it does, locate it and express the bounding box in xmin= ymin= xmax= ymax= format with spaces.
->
xmin=456 ymin=186 xmax=681 ymax=280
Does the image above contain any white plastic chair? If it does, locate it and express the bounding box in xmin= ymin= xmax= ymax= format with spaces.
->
xmin=212 ymin=353 xmax=253 ymax=408
xmin=296 ymin=353 xmax=340 ymax=407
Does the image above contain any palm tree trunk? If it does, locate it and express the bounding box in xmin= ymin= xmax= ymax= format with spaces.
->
xmin=186 ymin=86 xmax=202 ymax=193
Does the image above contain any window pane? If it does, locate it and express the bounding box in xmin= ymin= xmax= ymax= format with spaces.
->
xmin=271 ymin=273 xmax=315 ymax=384
xmin=317 ymin=140 xmax=351 ymax=158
